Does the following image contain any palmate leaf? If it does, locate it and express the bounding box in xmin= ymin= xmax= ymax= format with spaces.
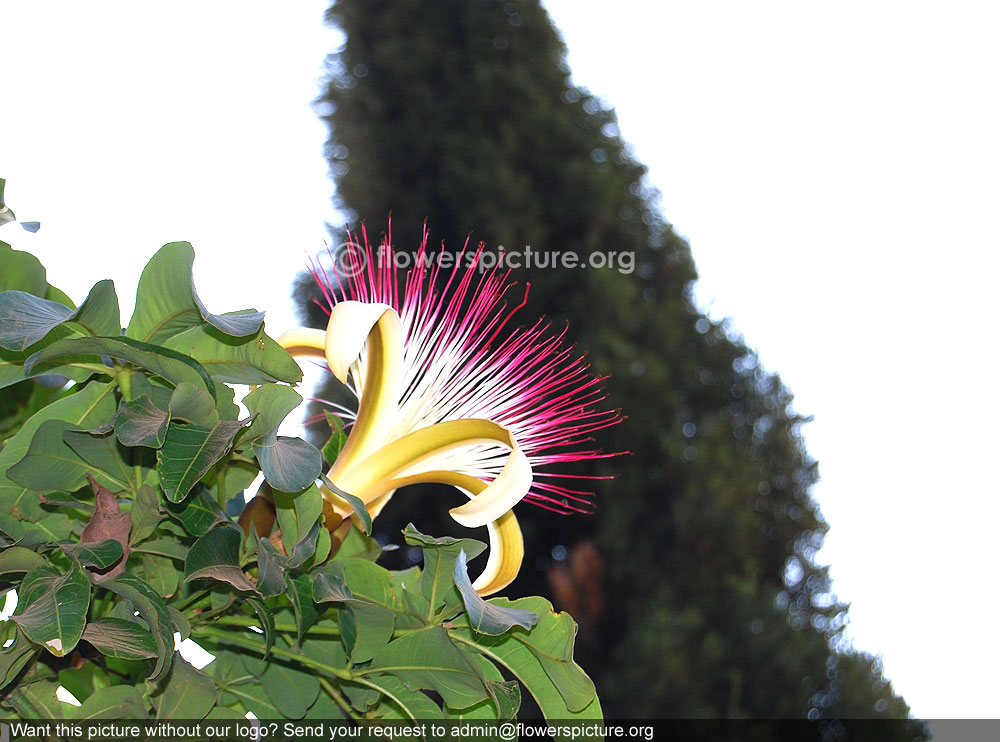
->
xmin=0 ymin=279 xmax=120 ymax=351
xmin=157 ymin=419 xmax=246 ymax=502
xmin=184 ymin=523 xmax=255 ymax=592
xmin=13 ymin=561 xmax=91 ymax=657
xmin=0 ymin=380 xmax=117 ymax=520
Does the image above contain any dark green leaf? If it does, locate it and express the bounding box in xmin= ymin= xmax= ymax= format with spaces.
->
xmin=101 ymin=572 xmax=174 ymax=681
xmin=129 ymin=484 xmax=161 ymax=545
xmin=115 ymin=395 xmax=169 ymax=447
xmin=154 ymin=653 xmax=217 ymax=720
xmin=273 ymin=483 xmax=323 ymax=554
xmin=256 ymin=537 xmax=288 ymax=598
xmin=321 ymin=412 xmax=348 ymax=466
xmin=284 ymin=572 xmax=319 ymax=647
xmin=253 ymin=432 xmax=321 ymax=493
xmin=157 ymin=419 xmax=246 ymax=502
xmin=312 ymin=568 xmax=354 ymax=603
xmin=164 ymin=485 xmax=227 ymax=536
xmin=368 ymin=626 xmax=489 ymax=710
xmin=454 ymin=549 xmax=538 ymax=635
xmin=0 ymin=629 xmax=40 ymax=690
xmin=6 ymin=678 xmax=65 ymax=719
xmin=184 ymin=524 xmax=255 ymax=591
xmin=76 ymin=684 xmax=147 ymax=720
xmin=64 ymin=430 xmax=134 ymax=491
xmin=245 ymin=595 xmax=275 ymax=659
xmin=163 ymin=324 xmax=301 ymax=385
xmin=13 ymin=562 xmax=91 ymax=656
xmin=68 ymin=539 xmax=124 ymax=571
xmin=82 ymin=618 xmax=158 ymax=660
xmin=25 ymin=335 xmax=214 ymax=395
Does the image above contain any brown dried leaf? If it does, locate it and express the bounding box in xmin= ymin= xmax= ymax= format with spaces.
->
xmin=81 ymin=473 xmax=131 ymax=579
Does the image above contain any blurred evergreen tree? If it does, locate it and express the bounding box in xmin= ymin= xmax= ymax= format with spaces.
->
xmin=295 ymin=0 xmax=920 ymax=728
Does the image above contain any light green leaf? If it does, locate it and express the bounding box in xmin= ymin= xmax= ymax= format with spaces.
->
xmin=239 ymin=383 xmax=302 ymax=444
xmin=0 ymin=240 xmax=46 ymax=295
xmin=157 ymin=419 xmax=246 ymax=502
xmin=76 ymin=684 xmax=147 ymax=720
xmin=154 ymin=653 xmax=217 ymax=720
xmin=363 ymin=674 xmax=443 ymax=721
xmin=129 ymin=484 xmax=162 ymax=545
xmin=368 ymin=626 xmax=489 ymax=710
xmin=141 ymin=553 xmax=180 ymax=598
xmin=454 ymin=549 xmax=538 ymax=635
xmin=321 ymin=412 xmax=348 ymax=466
xmin=0 ymin=380 xmax=117 ymax=520
xmin=13 ymin=562 xmax=91 ymax=657
xmin=0 ymin=545 xmax=46 ymax=576
xmin=184 ymin=524 xmax=255 ymax=591
xmin=403 ymin=524 xmax=486 ymax=617
xmin=82 ymin=618 xmax=158 ymax=660
xmin=6 ymin=421 xmax=130 ymax=495
xmin=168 ymin=382 xmax=217 ymax=425
xmin=163 ymin=324 xmax=301 ymax=385
xmin=342 ymin=602 xmax=395 ymax=664
xmin=259 ymin=654 xmax=320 ymax=720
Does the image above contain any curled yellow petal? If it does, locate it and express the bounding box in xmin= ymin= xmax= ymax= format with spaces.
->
xmin=333 ymin=418 xmax=531 ymax=529
xmin=275 ymin=327 xmax=327 ymax=360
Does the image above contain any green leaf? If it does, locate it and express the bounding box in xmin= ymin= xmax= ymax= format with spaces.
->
xmin=454 ymin=549 xmax=538 ymax=635
xmin=6 ymin=678 xmax=66 ymax=719
xmin=126 ymin=242 xmax=263 ymax=343
xmin=115 ymin=395 xmax=169 ymax=447
xmin=368 ymin=626 xmax=489 ymax=710
xmin=403 ymin=524 xmax=486 ymax=617
xmin=0 ymin=240 xmax=46 ymax=295
xmin=184 ymin=524 xmax=255 ymax=591
xmin=67 ymin=538 xmax=124 ymax=570
xmin=163 ymin=324 xmax=301 ymax=385
xmin=6 ymin=421 xmax=130 ymax=495
xmin=101 ymin=572 xmax=175 ymax=681
xmin=255 ymin=537 xmax=288 ymax=598
xmin=259 ymin=654 xmax=320 ymax=720
xmin=324 ymin=476 xmax=372 ymax=535
xmin=253 ymin=432 xmax=322 ymax=493
xmin=82 ymin=618 xmax=158 ymax=660
xmin=76 ymin=684 xmax=147 ymax=720
xmin=167 ymin=382 xmax=217 ymax=425
xmin=154 ymin=653 xmax=218 ymax=720
xmin=0 ymin=629 xmax=40 ymax=690
xmin=284 ymin=572 xmax=319 ymax=647
xmin=141 ymin=553 xmax=180 ymax=598
xmin=0 ymin=546 xmax=46 ymax=576
xmin=239 ymin=383 xmax=302 ymax=443
xmin=164 ymin=485 xmax=227 ymax=536
xmin=157 ymin=419 xmax=246 ymax=502
xmin=129 ymin=484 xmax=161 ymax=545
xmin=25 ymin=336 xmax=215 ymax=396
xmin=321 ymin=412 xmax=348 ymax=466
xmin=0 ymin=380 xmax=117 ymax=520
xmin=272 ymin=483 xmax=323 ymax=553
xmin=363 ymin=674 xmax=443 ymax=721
xmin=245 ymin=595 xmax=275 ymax=659
xmin=0 ymin=279 xmax=120 ymax=352
xmin=13 ymin=562 xmax=91 ymax=657
xmin=312 ymin=568 xmax=354 ymax=603
xmin=342 ymin=602 xmax=395 ymax=664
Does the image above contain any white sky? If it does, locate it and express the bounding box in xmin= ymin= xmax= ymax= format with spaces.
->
xmin=2 ymin=0 xmax=999 ymax=720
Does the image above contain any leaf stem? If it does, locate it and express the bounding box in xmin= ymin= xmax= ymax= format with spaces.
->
xmin=318 ymin=677 xmax=362 ymax=721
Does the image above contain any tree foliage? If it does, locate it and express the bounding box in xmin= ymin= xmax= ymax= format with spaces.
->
xmin=301 ymin=0 xmax=919 ymax=728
